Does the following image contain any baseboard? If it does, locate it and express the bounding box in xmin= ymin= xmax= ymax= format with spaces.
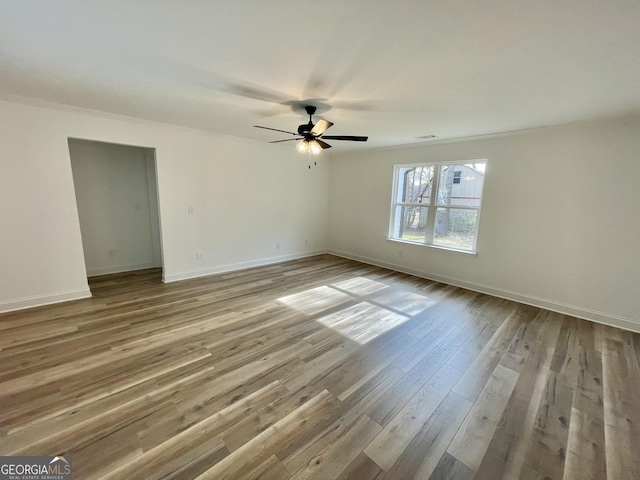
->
xmin=0 ymin=287 xmax=92 ymax=314
xmin=5 ymin=251 xmax=635 ymax=334
xmin=163 ymin=250 xmax=327 ymax=283
xmin=329 ymin=249 xmax=640 ymax=334
xmin=87 ymin=263 xmax=160 ymax=277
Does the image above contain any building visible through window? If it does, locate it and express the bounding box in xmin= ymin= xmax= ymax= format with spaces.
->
xmin=389 ymin=160 xmax=486 ymax=252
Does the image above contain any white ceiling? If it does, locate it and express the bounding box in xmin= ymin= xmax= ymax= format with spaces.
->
xmin=2 ymin=1 xmax=640 ymax=151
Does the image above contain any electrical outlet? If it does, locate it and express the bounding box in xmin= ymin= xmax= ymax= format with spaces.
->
xmin=196 ymin=251 xmax=203 ymax=260
xmin=276 ymin=242 xmax=281 ymax=250
xmin=108 ymin=249 xmax=115 ymax=258
xmin=398 ymin=250 xmax=403 ymax=258
xmin=187 ymin=206 xmax=195 ymax=215
xmin=305 ymin=239 xmax=308 ymax=246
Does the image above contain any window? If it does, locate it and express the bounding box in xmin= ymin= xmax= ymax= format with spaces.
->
xmin=389 ymin=160 xmax=486 ymax=252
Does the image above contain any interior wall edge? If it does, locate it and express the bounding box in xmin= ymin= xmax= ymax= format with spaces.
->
xmin=328 ymin=249 xmax=640 ymax=334
xmin=87 ymin=263 xmax=160 ymax=278
xmin=0 ymin=287 xmax=92 ymax=314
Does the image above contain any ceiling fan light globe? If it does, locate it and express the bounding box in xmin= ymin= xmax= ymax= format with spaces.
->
xmin=309 ymin=140 xmax=322 ymax=155
xmin=296 ymin=140 xmax=309 ymax=153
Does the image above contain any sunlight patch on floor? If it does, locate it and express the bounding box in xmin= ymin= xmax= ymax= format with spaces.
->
xmin=316 ymin=302 xmax=409 ymax=345
xmin=277 ymin=285 xmax=352 ymax=315
xmin=331 ymin=277 xmax=389 ymax=296
xmin=370 ymin=289 xmax=438 ymax=316
xmin=277 ymin=277 xmax=438 ymax=344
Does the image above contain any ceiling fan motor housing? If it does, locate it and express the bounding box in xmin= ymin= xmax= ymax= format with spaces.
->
xmin=298 ymin=106 xmax=317 ymax=135
xmin=253 ymin=103 xmax=367 ymax=148
xmin=298 ymin=122 xmax=313 ymax=135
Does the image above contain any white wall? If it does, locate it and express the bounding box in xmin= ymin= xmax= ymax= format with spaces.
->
xmin=69 ymin=139 xmax=162 ymax=276
xmin=328 ymin=116 xmax=640 ymax=332
xmin=3 ymin=94 xmax=637 ymax=331
xmin=0 ymin=98 xmax=329 ymax=312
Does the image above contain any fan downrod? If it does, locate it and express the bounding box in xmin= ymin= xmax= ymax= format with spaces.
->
xmin=298 ymin=106 xmax=317 ymax=136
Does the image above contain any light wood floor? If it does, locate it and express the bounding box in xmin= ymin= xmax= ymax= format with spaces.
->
xmin=1 ymin=255 xmax=639 ymax=479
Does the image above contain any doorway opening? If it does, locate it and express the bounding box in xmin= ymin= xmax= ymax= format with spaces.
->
xmin=68 ymin=139 xmax=163 ymax=284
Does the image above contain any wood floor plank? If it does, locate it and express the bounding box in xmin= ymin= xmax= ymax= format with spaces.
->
xmin=447 ymin=364 xmax=519 ymax=471
xmin=499 ymin=306 xmax=550 ymax=373
xmin=0 ymin=255 xmax=638 ymax=479
xmin=193 ymin=389 xmax=339 ymax=480
xmin=364 ymin=363 xmax=463 ymax=471
xmin=601 ymin=337 xmax=640 ymax=479
xmin=452 ymin=303 xmax=525 ymax=402
xmin=562 ymin=342 xmax=606 ymax=480
xmin=474 ymin=342 xmax=557 ymax=480
xmin=381 ymin=391 xmax=473 ymax=478
xmin=335 ymin=453 xmax=385 ymax=480
xmin=521 ymin=370 xmax=574 ymax=479
xmin=80 ymin=381 xmax=284 ymax=479
xmin=429 ymin=452 xmax=475 ymax=480
xmin=235 ymin=454 xmax=291 ymax=480
xmin=366 ymin=317 xmax=482 ymax=426
xmin=288 ymin=414 xmax=382 ymax=479
xmin=563 ymin=407 xmax=606 ymax=480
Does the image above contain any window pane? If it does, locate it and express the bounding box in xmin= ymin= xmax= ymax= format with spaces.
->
xmin=437 ymin=163 xmax=485 ymax=207
xmin=434 ymin=208 xmax=478 ymax=250
xmin=393 ymin=205 xmax=427 ymax=242
xmin=396 ymin=166 xmax=434 ymax=204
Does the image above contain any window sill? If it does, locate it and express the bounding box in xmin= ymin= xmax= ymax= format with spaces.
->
xmin=387 ymin=238 xmax=478 ymax=256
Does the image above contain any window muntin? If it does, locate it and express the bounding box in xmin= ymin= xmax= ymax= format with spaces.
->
xmin=390 ymin=161 xmax=486 ymax=252
xmin=434 ymin=208 xmax=478 ymax=250
xmin=394 ymin=165 xmax=434 ymax=205
xmin=437 ymin=164 xmax=484 ymax=207
xmin=393 ymin=205 xmax=428 ymax=242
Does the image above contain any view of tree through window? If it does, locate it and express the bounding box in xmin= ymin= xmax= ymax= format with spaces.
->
xmin=390 ymin=161 xmax=486 ymax=251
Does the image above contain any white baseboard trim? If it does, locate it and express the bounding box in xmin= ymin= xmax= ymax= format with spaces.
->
xmin=163 ymin=250 xmax=327 ymax=283
xmin=4 ymin=251 xmax=635 ymax=334
xmin=87 ymin=263 xmax=160 ymax=277
xmin=0 ymin=287 xmax=92 ymax=314
xmin=329 ymin=249 xmax=640 ymax=334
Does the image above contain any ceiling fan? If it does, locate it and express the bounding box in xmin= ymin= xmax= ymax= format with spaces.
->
xmin=254 ymin=105 xmax=368 ymax=154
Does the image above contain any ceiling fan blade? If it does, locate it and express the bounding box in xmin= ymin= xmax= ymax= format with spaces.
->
xmin=269 ymin=138 xmax=302 ymax=143
xmin=315 ymin=139 xmax=332 ymax=150
xmin=310 ymin=119 xmax=334 ymax=136
xmin=227 ymin=82 xmax=293 ymax=104
xmin=254 ymin=125 xmax=298 ymax=136
xmin=321 ymin=135 xmax=368 ymax=142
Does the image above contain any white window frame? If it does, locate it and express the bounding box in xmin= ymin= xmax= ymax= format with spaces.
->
xmin=388 ymin=159 xmax=486 ymax=253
